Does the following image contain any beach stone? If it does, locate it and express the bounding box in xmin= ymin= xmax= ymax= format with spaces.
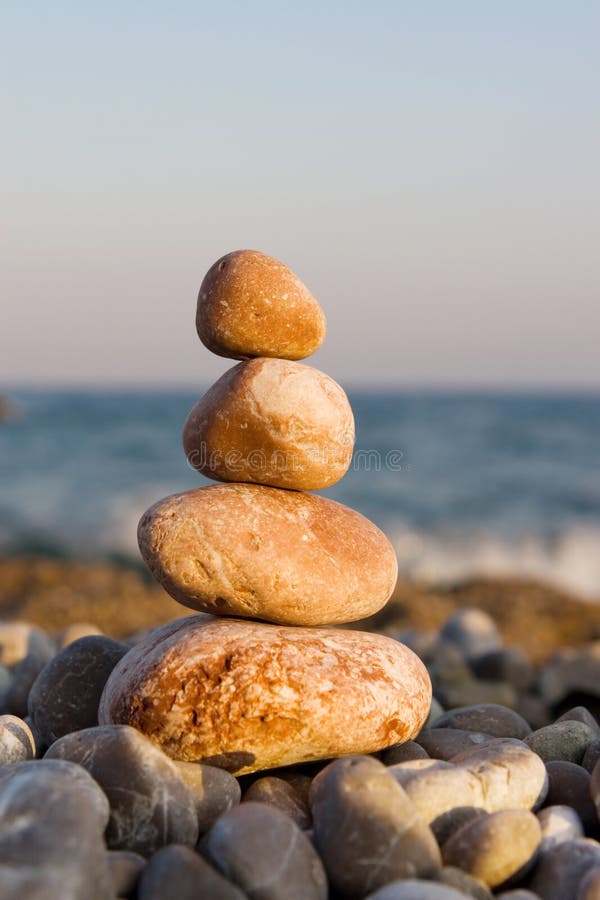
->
xmin=0 ymin=714 xmax=35 ymax=763
xmin=517 ymin=694 xmax=552 ymax=730
xmin=555 ymin=705 xmax=600 ymax=735
xmin=579 ymin=867 xmax=600 ymax=900
xmin=310 ymin=756 xmax=441 ymax=898
xmin=416 ymin=728 xmax=493 ymax=760
xmin=436 ymin=867 xmax=493 ymax=899
xmin=442 ymin=809 xmax=541 ymax=888
xmin=45 ymin=724 xmax=198 ymax=855
xmin=583 ymin=739 xmax=600 ymax=773
xmin=184 ymin=358 xmax=354 ymax=490
xmin=433 ymin=704 xmax=531 ymax=739
xmin=529 ymin=838 xmax=600 ymax=899
xmin=174 ymin=761 xmax=241 ymax=833
xmin=244 ymin=774 xmax=311 ymax=829
xmin=589 ymin=759 xmax=600 ymax=821
xmin=206 ymin=801 xmax=327 ymax=899
xmin=439 ymin=610 xmax=502 ymax=661
xmin=0 ymin=622 xmax=54 ymax=667
xmin=495 ymin=893 xmax=540 ymax=900
xmin=139 ymin=844 xmax=245 ymax=900
xmin=470 ymin=648 xmax=534 ymax=692
xmin=545 ymin=761 xmax=597 ymax=831
xmin=137 ymin=483 xmax=398 ymax=626
xmin=389 ymin=759 xmax=485 ymax=833
xmin=426 ymin=696 xmax=445 ymax=727
xmin=99 ymin=616 xmax=430 ymax=774
xmin=382 ymin=740 xmax=430 ymax=765
xmin=452 ymin=739 xmax=548 ymax=811
xmin=58 ymin=622 xmax=103 ymax=648
xmin=436 ymin=679 xmax=517 ymax=711
xmin=196 ymin=249 xmax=327 ymax=361
xmin=539 ymin=644 xmax=600 ymax=706
xmin=0 ymin=759 xmax=111 ymax=899
xmin=394 ymin=628 xmax=439 ymax=661
xmin=106 ymin=850 xmax=145 ymax=897
xmin=364 ymin=882 xmax=471 ymax=899
xmin=525 ymin=721 xmax=595 ymax=763
xmin=0 ymin=665 xmax=12 ymax=710
xmin=28 ymin=635 xmax=128 ymax=747
xmin=537 ymin=805 xmax=584 ymax=851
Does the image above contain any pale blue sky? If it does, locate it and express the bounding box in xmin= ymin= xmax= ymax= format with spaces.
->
xmin=2 ymin=2 xmax=599 ymax=387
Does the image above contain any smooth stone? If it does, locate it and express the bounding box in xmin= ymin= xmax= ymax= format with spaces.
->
xmin=452 ymin=739 xmax=548 ymax=811
xmin=589 ymin=759 xmax=600 ymax=821
xmin=442 ymin=809 xmax=541 ymax=888
xmin=545 ymin=761 xmax=597 ymax=831
xmin=470 ymin=648 xmax=534 ymax=692
xmin=537 ymin=805 xmax=584 ymax=851
xmin=382 ymin=740 xmax=430 ymax=765
xmin=394 ymin=628 xmax=439 ymax=661
xmin=439 ymin=610 xmax=502 ymax=660
xmin=183 ymin=357 xmax=354 ymax=490
xmin=436 ymin=679 xmax=517 ymax=711
xmin=364 ymin=882 xmax=470 ymax=899
xmin=389 ymin=760 xmax=485 ymax=833
xmin=137 ymin=484 xmax=398 ymax=626
xmin=244 ymin=775 xmax=311 ymax=829
xmin=174 ymin=761 xmax=241 ymax=833
xmin=555 ymin=705 xmax=600 ymax=735
xmin=529 ymin=838 xmax=600 ymax=899
xmin=28 ymin=635 xmax=128 ymax=747
xmin=433 ymin=704 xmax=531 ymax=739
xmin=579 ymin=867 xmax=600 ymax=900
xmin=495 ymin=893 xmax=541 ymax=900
xmin=416 ymin=728 xmax=494 ymax=761
xmin=139 ymin=844 xmax=245 ymax=900
xmin=45 ymin=724 xmax=198 ymax=855
xmin=428 ymin=640 xmax=473 ymax=684
xmin=106 ymin=850 xmax=145 ymax=898
xmin=436 ymin=867 xmax=493 ymax=899
xmin=310 ymin=756 xmax=441 ymax=899
xmin=58 ymin=622 xmax=103 ymax=648
xmin=196 ymin=249 xmax=327 ymax=360
xmin=206 ymin=801 xmax=327 ymax=899
xmin=516 ymin=694 xmax=552 ymax=730
xmin=99 ymin=616 xmax=430 ymax=774
xmin=0 ymin=665 xmax=12 ymax=710
xmin=539 ymin=644 xmax=600 ymax=706
xmin=525 ymin=721 xmax=595 ymax=763
xmin=584 ymin=739 xmax=600 ymax=774
xmin=0 ymin=714 xmax=35 ymax=763
xmin=425 ymin=697 xmax=446 ymax=728
xmin=0 ymin=622 xmax=54 ymax=667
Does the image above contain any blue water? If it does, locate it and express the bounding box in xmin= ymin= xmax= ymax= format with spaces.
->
xmin=1 ymin=390 xmax=600 ymax=596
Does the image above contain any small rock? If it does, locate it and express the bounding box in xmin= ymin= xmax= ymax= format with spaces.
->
xmin=382 ymin=740 xmax=430 ymax=765
xmin=439 ymin=610 xmax=502 ymax=660
xmin=433 ymin=704 xmax=531 ymax=740
xmin=555 ymin=705 xmax=600 ymax=735
xmin=389 ymin=759 xmax=485 ymax=834
xmin=495 ymin=892 xmax=541 ymax=900
xmin=0 ymin=622 xmax=54 ymax=667
xmin=452 ymin=739 xmax=548 ymax=811
xmin=175 ymin=761 xmax=241 ymax=834
xmin=529 ymin=838 xmax=600 ymax=899
xmin=537 ymin=805 xmax=584 ymax=851
xmin=525 ymin=721 xmax=595 ymax=763
xmin=442 ymin=809 xmax=541 ymax=888
xmin=437 ymin=679 xmax=517 ymax=711
xmin=310 ymin=755 xmax=441 ymax=898
xmin=539 ymin=644 xmax=600 ymax=706
xmin=516 ymin=694 xmax=552 ymax=730
xmin=106 ymin=850 xmax=145 ymax=898
xmin=545 ymin=761 xmax=597 ymax=831
xmin=470 ymin=648 xmax=534 ymax=692
xmin=206 ymin=801 xmax=327 ymax=899
xmin=244 ymin=775 xmax=311 ymax=829
xmin=584 ymin=739 xmax=600 ymax=774
xmin=28 ymin=635 xmax=128 ymax=747
xmin=436 ymin=866 xmax=493 ymax=899
xmin=57 ymin=622 xmax=103 ymax=649
xmin=45 ymin=724 xmax=198 ymax=855
xmin=416 ymin=729 xmax=493 ymax=761
xmin=0 ymin=714 xmax=35 ymax=763
xmin=364 ymin=882 xmax=473 ymax=899
xmin=138 ymin=844 xmax=245 ymax=900
xmin=579 ymin=867 xmax=600 ymax=900
xmin=0 ymin=665 xmax=12 ymax=710
xmin=425 ymin=697 xmax=446 ymax=727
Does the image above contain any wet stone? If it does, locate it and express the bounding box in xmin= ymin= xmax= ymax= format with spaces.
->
xmin=244 ymin=775 xmax=311 ymax=829
xmin=174 ymin=761 xmax=241 ymax=834
xmin=206 ymin=801 xmax=327 ymax=900
xmin=433 ymin=704 xmax=531 ymax=740
xmin=106 ymin=850 xmax=146 ymax=898
xmin=524 ymin=721 xmax=596 ymax=763
xmin=537 ymin=805 xmax=584 ymax=851
xmin=45 ymin=724 xmax=198 ymax=856
xmin=138 ymin=844 xmax=245 ymax=900
xmin=0 ymin=714 xmax=35 ymax=764
xmin=545 ymin=760 xmax=597 ymax=831
xmin=310 ymin=755 xmax=441 ymax=899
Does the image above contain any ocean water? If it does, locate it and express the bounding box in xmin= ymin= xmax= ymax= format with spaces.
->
xmin=1 ymin=389 xmax=600 ymax=597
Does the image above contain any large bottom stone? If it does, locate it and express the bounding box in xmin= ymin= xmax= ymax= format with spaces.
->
xmin=99 ymin=616 xmax=431 ymax=775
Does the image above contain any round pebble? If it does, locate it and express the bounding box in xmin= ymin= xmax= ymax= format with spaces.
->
xmin=452 ymin=739 xmax=549 ymax=812
xmin=138 ymin=844 xmax=245 ymax=900
xmin=106 ymin=850 xmax=145 ymax=897
xmin=206 ymin=801 xmax=327 ymax=899
xmin=433 ymin=704 xmax=531 ymax=740
xmin=196 ymin=249 xmax=327 ymax=361
xmin=244 ymin=774 xmax=311 ymax=829
xmin=584 ymin=738 xmax=600 ymax=774
xmin=136 ymin=483 xmax=398 ymax=626
xmin=545 ymin=760 xmax=597 ymax=831
xmin=416 ymin=728 xmax=494 ymax=760
xmin=439 ymin=610 xmax=502 ymax=661
xmin=537 ymin=805 xmax=584 ymax=851
xmin=470 ymin=648 xmax=534 ymax=692
xmin=529 ymin=838 xmax=600 ymax=899
xmin=364 ymin=882 xmax=471 ymax=899
xmin=45 ymin=724 xmax=198 ymax=856
xmin=579 ymin=867 xmax=600 ymax=900
xmin=174 ymin=761 xmax=241 ymax=834
xmin=436 ymin=866 xmax=493 ymax=899
xmin=0 ymin=714 xmax=35 ymax=763
xmin=310 ymin=756 xmax=441 ymax=898
xmin=382 ymin=740 xmax=430 ymax=765
xmin=389 ymin=759 xmax=485 ymax=832
xmin=524 ymin=721 xmax=596 ymax=763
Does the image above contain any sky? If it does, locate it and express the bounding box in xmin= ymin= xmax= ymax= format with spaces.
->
xmin=2 ymin=1 xmax=599 ymax=389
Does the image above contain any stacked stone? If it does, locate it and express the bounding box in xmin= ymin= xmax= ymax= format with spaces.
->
xmin=100 ymin=250 xmax=431 ymax=774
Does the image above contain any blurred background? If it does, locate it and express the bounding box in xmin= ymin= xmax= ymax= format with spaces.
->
xmin=2 ymin=2 xmax=600 ymax=631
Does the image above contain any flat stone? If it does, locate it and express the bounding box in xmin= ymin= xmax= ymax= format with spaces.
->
xmin=529 ymin=838 xmax=600 ymax=899
xmin=537 ymin=805 xmax=584 ymax=851
xmin=138 ymin=844 xmax=245 ymax=900
xmin=439 ymin=610 xmax=502 ymax=661
xmin=545 ymin=760 xmax=597 ymax=831
xmin=524 ymin=721 xmax=595 ymax=763
xmin=0 ymin=714 xmax=35 ymax=763
xmin=45 ymin=724 xmax=198 ymax=855
xmin=310 ymin=756 xmax=441 ymax=899
xmin=28 ymin=635 xmax=128 ymax=748
xmin=442 ymin=809 xmax=541 ymax=888
xmin=106 ymin=850 xmax=145 ymax=897
xmin=244 ymin=775 xmax=311 ymax=829
xmin=99 ymin=616 xmax=431 ymax=774
xmin=136 ymin=484 xmax=398 ymax=626
xmin=174 ymin=761 xmax=241 ymax=833
xmin=206 ymin=801 xmax=327 ymax=899
xmin=433 ymin=704 xmax=531 ymax=740
xmin=196 ymin=249 xmax=327 ymax=361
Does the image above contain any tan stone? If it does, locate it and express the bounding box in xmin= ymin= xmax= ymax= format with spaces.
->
xmin=137 ymin=483 xmax=398 ymax=625
xmin=183 ymin=358 xmax=354 ymax=490
xmin=98 ymin=616 xmax=431 ymax=775
xmin=196 ymin=250 xmax=326 ymax=360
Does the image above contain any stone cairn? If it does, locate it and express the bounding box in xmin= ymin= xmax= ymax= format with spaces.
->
xmin=100 ymin=249 xmax=431 ymax=774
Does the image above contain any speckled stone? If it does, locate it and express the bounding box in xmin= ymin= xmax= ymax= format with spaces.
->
xmin=174 ymin=761 xmax=241 ymax=834
xmin=310 ymin=756 xmax=441 ymax=899
xmin=555 ymin=705 xmax=600 ymax=735
xmin=206 ymin=801 xmax=327 ymax=899
xmin=537 ymin=805 xmax=584 ymax=851
xmin=138 ymin=844 xmax=245 ymax=900
xmin=524 ymin=721 xmax=595 ymax=763
xmin=45 ymin=724 xmax=198 ymax=856
xmin=433 ymin=704 xmax=531 ymax=740
xmin=529 ymin=838 xmax=600 ymax=899
xmin=0 ymin=714 xmax=35 ymax=764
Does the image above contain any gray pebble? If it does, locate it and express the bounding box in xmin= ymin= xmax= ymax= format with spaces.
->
xmin=207 ymin=801 xmax=327 ymax=899
xmin=545 ymin=761 xmax=597 ymax=831
xmin=433 ymin=704 xmax=531 ymax=739
xmin=382 ymin=740 xmax=430 ymax=765
xmin=583 ymin=739 xmax=600 ymax=774
xmin=437 ymin=679 xmax=517 ymax=711
xmin=365 ymin=881 xmax=470 ymax=899
xmin=175 ymin=761 xmax=241 ymax=834
xmin=555 ymin=705 xmax=600 ymax=736
xmin=28 ymin=636 xmax=128 ymax=747
xmin=439 ymin=609 xmax=502 ymax=660
xmin=45 ymin=724 xmax=198 ymax=856
xmin=310 ymin=755 xmax=441 ymax=898
xmin=3 ymin=631 xmax=55 ymax=718
xmin=537 ymin=805 xmax=584 ymax=852
xmin=516 ymin=694 xmax=552 ymax=730
xmin=539 ymin=646 xmax=600 ymax=706
xmin=529 ymin=838 xmax=600 ymax=899
xmin=139 ymin=844 xmax=245 ymax=900
xmin=244 ymin=775 xmax=311 ymax=829
xmin=525 ymin=721 xmax=596 ymax=763
xmin=436 ymin=866 xmax=493 ymax=899
xmin=579 ymin=866 xmax=600 ymax=900
xmin=495 ymin=892 xmax=541 ymax=900
xmin=106 ymin=850 xmax=145 ymax=898
xmin=0 ymin=665 xmax=12 ymax=711
xmin=425 ymin=697 xmax=446 ymax=728
xmin=57 ymin=622 xmax=103 ymax=648
xmin=470 ymin=647 xmax=534 ymax=692
xmin=416 ymin=729 xmax=494 ymax=760
xmin=0 ymin=714 xmax=35 ymax=763
xmin=0 ymin=622 xmax=54 ymax=668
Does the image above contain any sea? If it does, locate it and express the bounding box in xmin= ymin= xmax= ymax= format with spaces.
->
xmin=1 ymin=389 xmax=600 ymax=598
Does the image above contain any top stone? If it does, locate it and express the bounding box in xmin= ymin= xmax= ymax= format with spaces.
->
xmin=196 ymin=250 xmax=327 ymax=360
